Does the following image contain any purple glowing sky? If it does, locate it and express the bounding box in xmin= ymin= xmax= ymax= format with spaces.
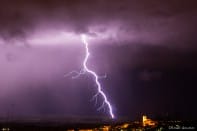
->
xmin=0 ymin=0 xmax=197 ymax=120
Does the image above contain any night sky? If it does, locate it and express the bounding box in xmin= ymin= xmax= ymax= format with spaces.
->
xmin=0 ymin=0 xmax=197 ymax=120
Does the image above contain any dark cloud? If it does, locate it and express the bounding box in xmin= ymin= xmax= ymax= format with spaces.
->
xmin=0 ymin=0 xmax=196 ymax=48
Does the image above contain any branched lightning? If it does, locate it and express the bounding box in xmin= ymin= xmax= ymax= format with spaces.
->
xmin=65 ymin=35 xmax=114 ymax=119
xmin=82 ymin=35 xmax=114 ymax=119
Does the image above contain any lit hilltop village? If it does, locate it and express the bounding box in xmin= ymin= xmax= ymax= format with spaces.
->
xmin=67 ymin=115 xmax=158 ymax=131
xmin=66 ymin=115 xmax=195 ymax=131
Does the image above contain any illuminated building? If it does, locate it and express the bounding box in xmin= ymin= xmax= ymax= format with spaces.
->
xmin=101 ymin=126 xmax=110 ymax=131
xmin=142 ymin=115 xmax=157 ymax=126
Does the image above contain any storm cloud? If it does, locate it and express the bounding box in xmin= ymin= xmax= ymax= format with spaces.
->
xmin=0 ymin=0 xmax=197 ymax=120
xmin=0 ymin=0 xmax=196 ymax=48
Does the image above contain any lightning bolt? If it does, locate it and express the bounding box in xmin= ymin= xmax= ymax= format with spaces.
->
xmin=65 ymin=35 xmax=114 ymax=119
xmin=82 ymin=35 xmax=114 ymax=119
